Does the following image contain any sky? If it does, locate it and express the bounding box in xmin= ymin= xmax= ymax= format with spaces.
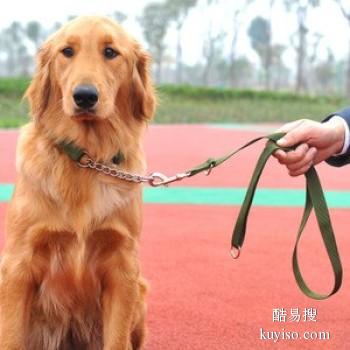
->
xmin=0 ymin=0 xmax=350 ymax=70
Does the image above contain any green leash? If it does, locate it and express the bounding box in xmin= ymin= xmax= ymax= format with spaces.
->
xmin=58 ymin=133 xmax=343 ymax=300
xmin=186 ymin=132 xmax=343 ymax=300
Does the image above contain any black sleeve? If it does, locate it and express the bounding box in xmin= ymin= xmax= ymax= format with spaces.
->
xmin=323 ymin=107 xmax=350 ymax=167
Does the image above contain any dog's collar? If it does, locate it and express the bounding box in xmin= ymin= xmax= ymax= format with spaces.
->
xmin=57 ymin=140 xmax=125 ymax=165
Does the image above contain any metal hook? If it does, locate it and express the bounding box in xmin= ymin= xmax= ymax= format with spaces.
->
xmin=149 ymin=172 xmax=190 ymax=187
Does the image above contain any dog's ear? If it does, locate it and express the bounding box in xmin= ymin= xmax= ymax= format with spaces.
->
xmin=130 ymin=48 xmax=156 ymax=121
xmin=25 ymin=41 xmax=52 ymax=121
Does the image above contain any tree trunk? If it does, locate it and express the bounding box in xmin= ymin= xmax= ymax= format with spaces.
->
xmin=265 ymin=0 xmax=274 ymax=90
xmin=156 ymin=50 xmax=163 ymax=84
xmin=202 ymin=61 xmax=211 ymax=86
xmin=336 ymin=3 xmax=350 ymax=95
xmin=229 ymin=11 xmax=239 ymax=87
xmin=156 ymin=62 xmax=162 ymax=85
xmin=202 ymin=26 xmax=213 ymax=86
xmin=203 ymin=43 xmax=214 ymax=86
xmin=175 ymin=23 xmax=183 ymax=84
xmin=264 ymin=51 xmax=272 ymax=90
xmin=296 ymin=6 xmax=308 ymax=93
xmin=346 ymin=39 xmax=350 ymax=96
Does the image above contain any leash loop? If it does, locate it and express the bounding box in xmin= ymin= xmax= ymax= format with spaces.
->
xmin=230 ymin=245 xmax=241 ymax=259
xmin=227 ymin=133 xmax=342 ymax=300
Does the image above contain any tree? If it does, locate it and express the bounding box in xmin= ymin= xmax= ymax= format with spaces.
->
xmin=334 ymin=0 xmax=350 ymax=95
xmin=229 ymin=0 xmax=254 ymax=87
xmin=269 ymin=44 xmax=290 ymax=89
xmin=200 ymin=0 xmax=228 ymax=86
xmin=26 ymin=21 xmax=45 ymax=50
xmin=202 ymin=27 xmax=226 ymax=85
xmin=139 ymin=2 xmax=172 ymax=83
xmin=167 ymin=0 xmax=197 ymax=83
xmin=0 ymin=22 xmax=28 ymax=76
xmin=215 ymin=56 xmax=254 ymax=87
xmin=248 ymin=16 xmax=272 ymax=89
xmin=284 ymin=0 xmax=320 ymax=92
xmin=313 ymin=49 xmax=336 ymax=93
xmin=265 ymin=0 xmax=276 ymax=89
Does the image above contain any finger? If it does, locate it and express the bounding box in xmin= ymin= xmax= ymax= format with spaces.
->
xmin=286 ymin=147 xmax=317 ymax=171
xmin=277 ymin=123 xmax=312 ymax=148
xmin=273 ymin=149 xmax=287 ymax=162
xmin=275 ymin=119 xmax=306 ymax=133
xmin=280 ymin=143 xmax=309 ymax=165
xmin=289 ymin=162 xmax=313 ymax=177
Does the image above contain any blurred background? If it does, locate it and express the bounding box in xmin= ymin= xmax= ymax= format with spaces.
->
xmin=1 ymin=0 xmax=350 ymax=126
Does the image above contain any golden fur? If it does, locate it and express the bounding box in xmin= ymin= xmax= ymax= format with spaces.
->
xmin=0 ymin=16 xmax=155 ymax=350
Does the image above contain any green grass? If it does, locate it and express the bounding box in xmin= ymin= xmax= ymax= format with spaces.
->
xmin=0 ymin=77 xmax=29 ymax=96
xmin=155 ymin=93 xmax=348 ymax=123
xmin=158 ymin=84 xmax=346 ymax=103
xmin=0 ymin=79 xmax=349 ymax=128
xmin=0 ymin=78 xmax=30 ymax=128
xmin=0 ymin=96 xmax=29 ymax=127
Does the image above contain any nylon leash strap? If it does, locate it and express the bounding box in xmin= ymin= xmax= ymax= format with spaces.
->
xmin=186 ymin=132 xmax=343 ymax=300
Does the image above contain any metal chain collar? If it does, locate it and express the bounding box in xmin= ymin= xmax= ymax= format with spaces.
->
xmin=77 ymin=154 xmax=190 ymax=187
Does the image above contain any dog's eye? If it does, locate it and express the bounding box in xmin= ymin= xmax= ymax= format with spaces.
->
xmin=61 ymin=47 xmax=74 ymax=58
xmin=104 ymin=47 xmax=119 ymax=59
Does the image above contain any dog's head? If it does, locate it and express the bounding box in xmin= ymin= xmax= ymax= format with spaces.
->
xmin=26 ymin=16 xmax=155 ymax=124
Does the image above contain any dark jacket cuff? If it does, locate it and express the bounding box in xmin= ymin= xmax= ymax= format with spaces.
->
xmin=323 ymin=107 xmax=350 ymax=167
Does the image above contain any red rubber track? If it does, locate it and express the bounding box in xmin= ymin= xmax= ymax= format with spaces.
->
xmin=1 ymin=126 xmax=350 ymax=349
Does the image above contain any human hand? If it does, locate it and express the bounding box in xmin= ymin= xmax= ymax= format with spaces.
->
xmin=273 ymin=118 xmax=345 ymax=176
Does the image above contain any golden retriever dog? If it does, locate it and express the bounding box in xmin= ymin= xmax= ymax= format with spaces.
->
xmin=0 ymin=16 xmax=155 ymax=350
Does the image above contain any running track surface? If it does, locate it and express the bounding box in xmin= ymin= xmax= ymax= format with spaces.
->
xmin=1 ymin=124 xmax=350 ymax=349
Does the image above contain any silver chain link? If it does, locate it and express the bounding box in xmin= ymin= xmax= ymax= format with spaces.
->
xmin=77 ymin=155 xmax=190 ymax=187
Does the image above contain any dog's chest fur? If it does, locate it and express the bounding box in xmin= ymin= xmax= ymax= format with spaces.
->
xmin=30 ymin=231 xmax=99 ymax=345
xmin=26 ymin=155 xmax=137 ymax=349
xmin=29 ymin=226 xmax=124 ymax=349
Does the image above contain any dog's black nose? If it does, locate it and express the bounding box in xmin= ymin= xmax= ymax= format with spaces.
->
xmin=73 ymin=85 xmax=99 ymax=110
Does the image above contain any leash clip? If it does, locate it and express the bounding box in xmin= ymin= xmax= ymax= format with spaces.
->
xmin=149 ymin=172 xmax=190 ymax=187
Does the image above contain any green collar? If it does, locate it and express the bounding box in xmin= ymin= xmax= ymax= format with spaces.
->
xmin=57 ymin=140 xmax=125 ymax=165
